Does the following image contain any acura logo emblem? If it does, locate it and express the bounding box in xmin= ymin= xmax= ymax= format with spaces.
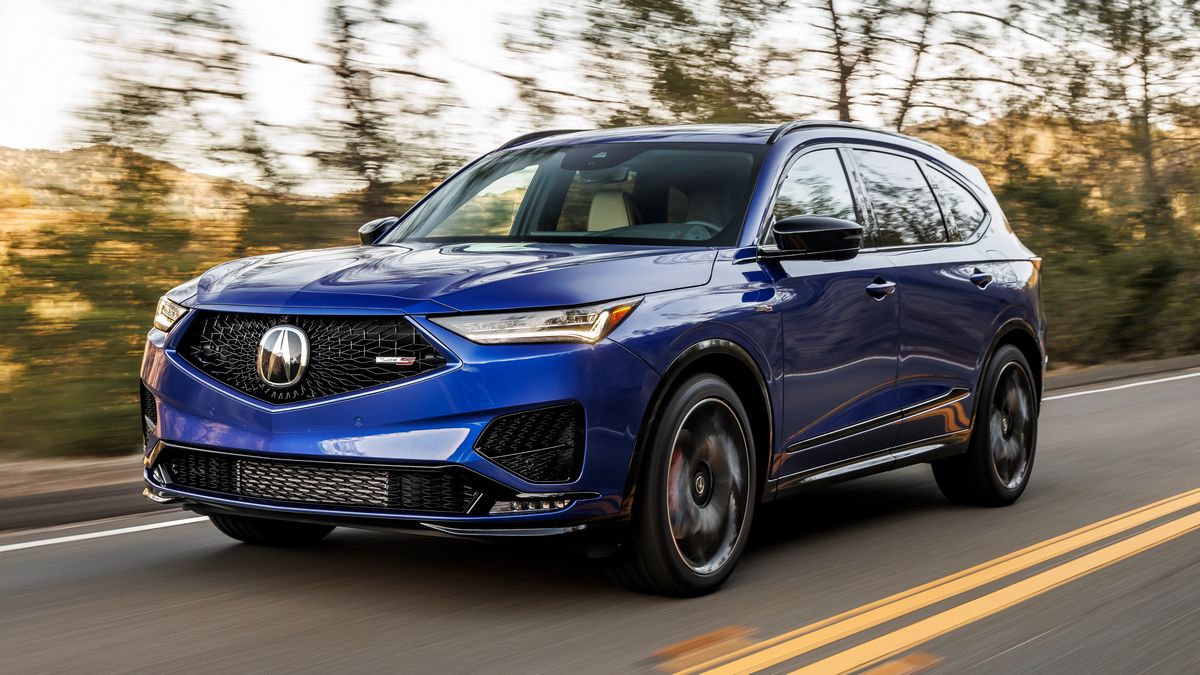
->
xmin=256 ymin=325 xmax=309 ymax=389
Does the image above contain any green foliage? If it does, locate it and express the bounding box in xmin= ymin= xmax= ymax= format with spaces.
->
xmin=991 ymin=151 xmax=1200 ymax=363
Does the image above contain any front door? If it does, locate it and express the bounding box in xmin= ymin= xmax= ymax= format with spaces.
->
xmin=767 ymin=148 xmax=902 ymax=482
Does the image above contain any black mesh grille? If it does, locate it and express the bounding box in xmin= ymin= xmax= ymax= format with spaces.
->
xmin=161 ymin=448 xmax=479 ymax=513
xmin=177 ymin=311 xmax=446 ymax=403
xmin=140 ymin=383 xmax=158 ymax=428
xmin=140 ymin=382 xmax=157 ymax=444
xmin=476 ymin=404 xmax=583 ymax=483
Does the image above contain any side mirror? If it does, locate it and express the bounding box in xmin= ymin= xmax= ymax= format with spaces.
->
xmin=358 ymin=216 xmax=398 ymax=245
xmin=770 ymin=215 xmax=863 ymax=261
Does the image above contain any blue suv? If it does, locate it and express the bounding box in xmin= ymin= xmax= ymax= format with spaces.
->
xmin=141 ymin=122 xmax=1045 ymax=595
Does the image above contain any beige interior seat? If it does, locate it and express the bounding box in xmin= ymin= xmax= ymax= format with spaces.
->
xmin=587 ymin=190 xmax=635 ymax=231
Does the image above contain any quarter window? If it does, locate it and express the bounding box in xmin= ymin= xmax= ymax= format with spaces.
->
xmin=772 ymin=149 xmax=857 ymax=223
xmin=853 ymin=150 xmax=947 ymax=246
xmin=925 ymin=167 xmax=987 ymax=241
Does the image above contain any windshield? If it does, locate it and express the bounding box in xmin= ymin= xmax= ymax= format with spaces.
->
xmin=382 ymin=143 xmax=766 ymax=246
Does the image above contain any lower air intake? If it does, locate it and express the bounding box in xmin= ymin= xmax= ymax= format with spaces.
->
xmin=160 ymin=447 xmax=478 ymax=514
xmin=476 ymin=404 xmax=584 ymax=483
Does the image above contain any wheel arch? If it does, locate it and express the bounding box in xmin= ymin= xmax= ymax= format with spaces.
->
xmin=620 ymin=338 xmax=775 ymax=513
xmin=983 ymin=319 xmax=1045 ymax=402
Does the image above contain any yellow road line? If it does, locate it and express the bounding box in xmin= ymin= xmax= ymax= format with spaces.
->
xmin=685 ymin=488 xmax=1200 ymax=675
xmin=794 ymin=509 xmax=1200 ymax=674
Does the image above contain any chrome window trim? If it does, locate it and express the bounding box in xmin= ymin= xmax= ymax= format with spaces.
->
xmin=754 ymin=142 xmax=863 ymax=246
xmin=845 ymin=145 xmax=954 ymax=247
xmin=839 ymin=142 xmax=994 ymax=251
xmin=922 ymin=162 xmax=992 ymax=243
xmin=752 ymin=138 xmax=995 ymax=253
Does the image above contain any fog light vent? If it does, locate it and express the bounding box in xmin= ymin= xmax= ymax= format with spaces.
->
xmin=490 ymin=498 xmax=572 ymax=514
xmin=475 ymin=403 xmax=583 ymax=483
xmin=140 ymin=382 xmax=158 ymax=443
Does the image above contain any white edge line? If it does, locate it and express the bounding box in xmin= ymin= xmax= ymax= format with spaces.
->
xmin=0 ymin=516 xmax=208 ymax=554
xmin=1044 ymin=370 xmax=1200 ymax=401
xmin=4 ymin=507 xmax=185 ymax=539
xmin=974 ymin=626 xmax=1061 ymax=666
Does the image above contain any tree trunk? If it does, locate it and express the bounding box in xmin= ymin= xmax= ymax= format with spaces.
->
xmin=893 ymin=0 xmax=933 ymax=130
xmin=825 ymin=0 xmax=853 ymax=122
xmin=1133 ymin=33 xmax=1173 ymax=238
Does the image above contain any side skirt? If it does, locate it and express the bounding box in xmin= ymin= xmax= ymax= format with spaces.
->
xmin=770 ymin=428 xmax=970 ymax=499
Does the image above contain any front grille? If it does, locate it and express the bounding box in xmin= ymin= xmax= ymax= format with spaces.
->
xmin=476 ymin=404 xmax=583 ymax=483
xmin=160 ymin=447 xmax=479 ymax=513
xmin=177 ymin=311 xmax=446 ymax=403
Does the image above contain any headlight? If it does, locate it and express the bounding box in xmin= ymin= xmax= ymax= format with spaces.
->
xmin=429 ymin=298 xmax=641 ymax=344
xmin=153 ymin=296 xmax=189 ymax=332
xmin=152 ymin=277 xmax=199 ymax=332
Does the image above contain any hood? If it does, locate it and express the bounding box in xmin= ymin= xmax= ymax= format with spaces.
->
xmin=194 ymin=242 xmax=717 ymax=313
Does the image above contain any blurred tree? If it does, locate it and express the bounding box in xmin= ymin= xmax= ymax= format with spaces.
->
xmin=807 ymin=0 xmax=891 ymax=122
xmin=505 ymin=0 xmax=788 ymax=126
xmin=1048 ymin=0 xmax=1200 ymax=237
xmin=309 ymin=0 xmax=457 ymax=216
xmin=81 ymin=0 xmax=286 ymax=189
xmin=2 ymin=1 xmax=283 ymax=459
xmin=885 ymin=2 xmax=1041 ymax=129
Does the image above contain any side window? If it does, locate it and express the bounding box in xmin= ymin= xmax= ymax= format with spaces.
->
xmin=772 ymin=149 xmax=857 ymax=223
xmin=853 ymin=150 xmax=947 ymax=246
xmin=925 ymin=167 xmax=987 ymax=241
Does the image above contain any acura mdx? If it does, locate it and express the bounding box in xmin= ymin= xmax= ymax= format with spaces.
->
xmin=141 ymin=121 xmax=1045 ymax=595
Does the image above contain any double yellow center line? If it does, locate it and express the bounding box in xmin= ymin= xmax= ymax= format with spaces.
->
xmin=678 ymin=487 xmax=1200 ymax=674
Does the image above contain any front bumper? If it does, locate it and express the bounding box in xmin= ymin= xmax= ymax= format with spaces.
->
xmin=141 ymin=309 xmax=660 ymax=533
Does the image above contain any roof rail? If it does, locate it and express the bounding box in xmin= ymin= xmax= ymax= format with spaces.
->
xmin=498 ymin=129 xmax=587 ymax=150
xmin=768 ymin=120 xmax=945 ymax=152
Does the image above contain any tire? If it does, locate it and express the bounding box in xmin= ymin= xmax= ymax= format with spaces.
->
xmin=609 ymin=373 xmax=757 ymax=596
xmin=933 ymin=344 xmax=1038 ymax=506
xmin=209 ymin=513 xmax=335 ymax=546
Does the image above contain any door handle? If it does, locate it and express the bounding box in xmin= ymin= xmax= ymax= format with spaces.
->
xmin=969 ymin=268 xmax=993 ymax=289
xmin=865 ymin=277 xmax=897 ymax=300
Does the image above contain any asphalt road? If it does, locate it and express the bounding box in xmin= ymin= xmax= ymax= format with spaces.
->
xmin=2 ymin=371 xmax=1198 ymax=673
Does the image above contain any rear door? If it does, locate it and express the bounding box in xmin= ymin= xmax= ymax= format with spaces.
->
xmin=847 ymin=148 xmax=1004 ymax=450
xmin=769 ymin=147 xmax=902 ymax=482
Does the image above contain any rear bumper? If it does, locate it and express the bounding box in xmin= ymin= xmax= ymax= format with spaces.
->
xmin=140 ymin=310 xmax=661 ymax=532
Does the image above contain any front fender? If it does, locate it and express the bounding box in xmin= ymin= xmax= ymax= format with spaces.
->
xmin=606 ymin=262 xmax=783 ymax=507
